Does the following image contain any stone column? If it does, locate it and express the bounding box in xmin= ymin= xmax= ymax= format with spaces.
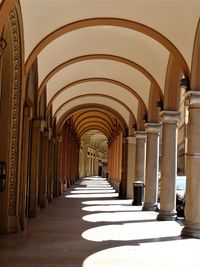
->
xmin=157 ymin=111 xmax=180 ymax=221
xmin=182 ymin=91 xmax=200 ymax=238
xmin=126 ymin=136 xmax=136 ymax=199
xmin=143 ymin=123 xmax=161 ymax=211
xmin=29 ymin=119 xmax=42 ymax=217
xmin=135 ymin=131 xmax=147 ymax=183
xmin=119 ymin=138 xmax=128 ymax=199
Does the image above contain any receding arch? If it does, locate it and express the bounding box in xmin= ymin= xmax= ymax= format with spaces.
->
xmin=52 ymin=93 xmax=135 ymax=124
xmin=38 ymin=54 xmax=163 ymax=99
xmin=164 ymin=54 xmax=182 ymax=111
xmin=191 ymin=18 xmax=200 ymax=90
xmin=79 ymin=126 xmax=110 ymax=139
xmin=77 ymin=121 xmax=111 ymax=137
xmin=56 ymin=104 xmax=129 ymax=136
xmin=25 ymin=17 xmax=190 ymax=77
xmin=46 ymin=77 xmax=147 ymax=114
xmin=73 ymin=110 xmax=115 ymax=128
xmin=75 ymin=115 xmax=113 ymax=133
xmin=0 ymin=0 xmax=16 ymax=32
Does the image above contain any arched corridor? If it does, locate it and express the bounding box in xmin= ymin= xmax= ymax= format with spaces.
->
xmin=1 ymin=177 xmax=200 ymax=267
xmin=1 ymin=0 xmax=200 ymax=261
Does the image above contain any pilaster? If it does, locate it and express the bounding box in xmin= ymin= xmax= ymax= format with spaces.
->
xmin=39 ymin=130 xmax=49 ymax=209
xmin=29 ymin=119 xmax=42 ymax=217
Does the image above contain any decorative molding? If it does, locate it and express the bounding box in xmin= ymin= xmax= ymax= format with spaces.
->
xmin=40 ymin=119 xmax=46 ymax=132
xmin=135 ymin=131 xmax=147 ymax=140
xmin=185 ymin=91 xmax=200 ymax=109
xmin=8 ymin=8 xmax=21 ymax=216
xmin=145 ymin=123 xmax=161 ymax=134
xmin=127 ymin=136 xmax=136 ymax=144
xmin=160 ymin=111 xmax=180 ymax=123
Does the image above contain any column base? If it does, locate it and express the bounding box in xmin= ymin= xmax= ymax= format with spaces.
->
xmin=7 ymin=216 xmax=20 ymax=233
xmin=40 ymin=198 xmax=48 ymax=209
xmin=29 ymin=206 xmax=40 ymax=217
xmin=142 ymin=203 xmax=159 ymax=211
xmin=181 ymin=221 xmax=200 ymax=239
xmin=157 ymin=210 xmax=177 ymax=221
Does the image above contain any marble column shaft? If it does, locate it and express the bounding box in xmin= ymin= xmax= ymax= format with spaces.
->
xmin=182 ymin=91 xmax=200 ymax=238
xmin=157 ymin=111 xmax=180 ymax=221
xmin=143 ymin=123 xmax=161 ymax=211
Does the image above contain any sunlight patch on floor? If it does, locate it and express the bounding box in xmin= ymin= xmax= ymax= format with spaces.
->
xmin=65 ymin=193 xmax=119 ymax=198
xmin=82 ymin=204 xmax=140 ymax=212
xmin=82 ymin=221 xmax=182 ymax=242
xmin=82 ymin=211 xmax=157 ymax=222
xmin=70 ymin=189 xmax=116 ymax=194
xmin=83 ymin=239 xmax=200 ymax=267
xmin=82 ymin=199 xmax=133 ymax=205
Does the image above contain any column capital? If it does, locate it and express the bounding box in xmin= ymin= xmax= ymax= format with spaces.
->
xmin=135 ymin=131 xmax=147 ymax=140
xmin=122 ymin=137 xmax=128 ymax=144
xmin=48 ymin=128 xmax=52 ymax=139
xmin=127 ymin=136 xmax=136 ymax=144
xmin=56 ymin=135 xmax=62 ymax=143
xmin=40 ymin=119 xmax=46 ymax=132
xmin=185 ymin=91 xmax=200 ymax=108
xmin=145 ymin=123 xmax=161 ymax=134
xmin=160 ymin=111 xmax=180 ymax=123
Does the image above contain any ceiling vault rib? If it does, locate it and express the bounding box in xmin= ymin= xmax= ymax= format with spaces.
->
xmin=56 ymin=103 xmax=129 ymax=136
xmin=38 ymin=54 xmax=163 ymax=99
xmin=25 ymin=17 xmax=190 ymax=77
xmin=46 ymin=77 xmax=147 ymax=114
xmin=52 ymin=93 xmax=135 ymax=124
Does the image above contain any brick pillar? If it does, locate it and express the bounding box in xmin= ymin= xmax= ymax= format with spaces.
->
xmin=54 ymin=136 xmax=61 ymax=196
xmin=119 ymin=137 xmax=128 ymax=199
xmin=39 ymin=131 xmax=49 ymax=208
xmin=29 ymin=119 xmax=41 ymax=217
xmin=47 ymin=136 xmax=54 ymax=202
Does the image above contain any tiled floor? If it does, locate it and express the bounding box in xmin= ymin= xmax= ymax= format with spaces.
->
xmin=0 ymin=177 xmax=200 ymax=267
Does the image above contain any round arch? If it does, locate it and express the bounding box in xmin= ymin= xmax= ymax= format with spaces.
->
xmin=52 ymin=93 xmax=136 ymax=125
xmin=75 ymin=116 xmax=113 ymax=133
xmin=77 ymin=122 xmax=111 ymax=138
xmin=191 ymin=18 xmax=200 ymax=90
xmin=25 ymin=17 xmax=190 ymax=77
xmin=79 ymin=126 xmax=109 ymax=140
xmin=46 ymin=77 xmax=147 ymax=114
xmin=38 ymin=54 xmax=163 ymax=99
xmin=73 ymin=110 xmax=115 ymax=128
xmin=56 ymin=104 xmax=129 ymax=136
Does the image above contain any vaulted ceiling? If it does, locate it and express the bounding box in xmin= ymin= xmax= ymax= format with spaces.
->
xmin=18 ymin=0 xmax=200 ymax=149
